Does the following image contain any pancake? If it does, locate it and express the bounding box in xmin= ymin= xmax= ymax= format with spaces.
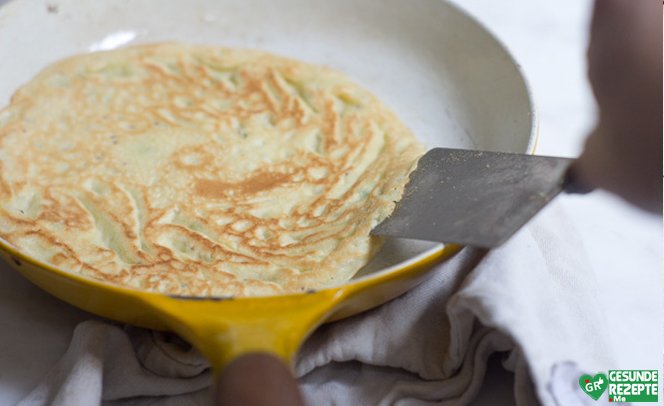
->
xmin=0 ymin=43 xmax=425 ymax=297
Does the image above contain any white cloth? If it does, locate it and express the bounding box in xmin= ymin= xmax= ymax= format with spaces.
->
xmin=18 ymin=201 xmax=618 ymax=405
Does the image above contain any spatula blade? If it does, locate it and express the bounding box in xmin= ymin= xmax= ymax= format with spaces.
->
xmin=371 ymin=148 xmax=573 ymax=248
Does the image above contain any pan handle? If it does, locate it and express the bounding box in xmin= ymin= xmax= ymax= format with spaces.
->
xmin=142 ymin=289 xmax=345 ymax=403
xmin=154 ymin=289 xmax=344 ymax=368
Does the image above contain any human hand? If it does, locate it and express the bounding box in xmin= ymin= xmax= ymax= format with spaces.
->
xmin=214 ymin=353 xmax=304 ymax=406
xmin=572 ymin=0 xmax=662 ymax=212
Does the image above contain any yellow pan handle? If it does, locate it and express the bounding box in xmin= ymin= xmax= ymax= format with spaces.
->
xmin=142 ymin=288 xmax=345 ymax=370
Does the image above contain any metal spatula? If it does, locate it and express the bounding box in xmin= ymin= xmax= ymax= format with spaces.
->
xmin=371 ymin=148 xmax=583 ymax=248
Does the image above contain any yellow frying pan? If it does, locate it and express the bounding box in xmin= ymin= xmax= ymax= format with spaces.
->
xmin=0 ymin=0 xmax=535 ymax=401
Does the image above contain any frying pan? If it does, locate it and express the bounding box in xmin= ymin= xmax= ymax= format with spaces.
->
xmin=0 ymin=0 xmax=536 ymax=400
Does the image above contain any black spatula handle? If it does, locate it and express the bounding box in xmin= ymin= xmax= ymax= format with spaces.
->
xmin=562 ymin=163 xmax=595 ymax=195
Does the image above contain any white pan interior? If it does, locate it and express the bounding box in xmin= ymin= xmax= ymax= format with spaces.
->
xmin=0 ymin=0 xmax=535 ymax=284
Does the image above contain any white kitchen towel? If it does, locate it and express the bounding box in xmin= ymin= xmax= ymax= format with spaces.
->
xmin=18 ymin=201 xmax=618 ymax=405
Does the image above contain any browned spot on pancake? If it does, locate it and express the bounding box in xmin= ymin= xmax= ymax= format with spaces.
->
xmin=0 ymin=175 xmax=10 ymax=200
xmin=195 ymin=171 xmax=291 ymax=198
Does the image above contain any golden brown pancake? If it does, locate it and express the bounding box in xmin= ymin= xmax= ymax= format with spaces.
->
xmin=0 ymin=43 xmax=425 ymax=297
